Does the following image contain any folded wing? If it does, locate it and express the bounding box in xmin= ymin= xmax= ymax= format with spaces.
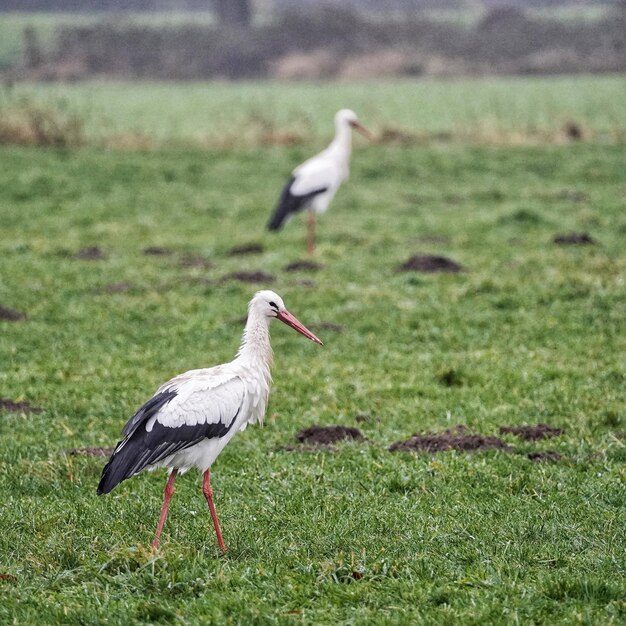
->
xmin=97 ymin=375 xmax=245 ymax=494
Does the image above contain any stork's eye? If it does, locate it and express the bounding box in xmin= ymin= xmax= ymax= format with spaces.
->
xmin=269 ymin=301 xmax=278 ymax=309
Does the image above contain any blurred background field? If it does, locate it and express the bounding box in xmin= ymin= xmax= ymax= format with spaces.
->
xmin=2 ymin=75 xmax=626 ymax=148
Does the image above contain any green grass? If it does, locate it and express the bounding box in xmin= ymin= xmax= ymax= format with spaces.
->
xmin=3 ymin=75 xmax=626 ymax=146
xmin=1 ymin=135 xmax=625 ymax=624
xmin=1 ymin=70 xmax=626 ymax=622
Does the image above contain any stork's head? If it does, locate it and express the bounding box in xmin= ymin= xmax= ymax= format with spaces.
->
xmin=251 ymin=290 xmax=323 ymax=345
xmin=335 ymin=109 xmax=373 ymax=140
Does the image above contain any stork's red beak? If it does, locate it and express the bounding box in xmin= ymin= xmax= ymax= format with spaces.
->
xmin=350 ymin=120 xmax=373 ymax=141
xmin=276 ymin=309 xmax=323 ymax=345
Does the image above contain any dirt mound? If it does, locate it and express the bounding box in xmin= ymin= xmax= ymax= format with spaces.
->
xmin=0 ymin=574 xmax=17 ymax=583
xmin=143 ymin=246 xmax=172 ymax=256
xmin=68 ymin=447 xmax=114 ymax=457
xmin=397 ymin=254 xmax=464 ymax=273
xmin=222 ymin=271 xmax=275 ymax=284
xmin=499 ymin=424 xmax=564 ymax=441
xmin=0 ymin=398 xmax=42 ymax=413
xmin=552 ymin=232 xmax=595 ymax=245
xmin=284 ymin=260 xmax=322 ymax=272
xmin=0 ymin=305 xmax=26 ymax=321
xmin=389 ymin=425 xmax=511 ymax=453
xmin=228 ymin=243 xmax=264 ymax=256
xmin=563 ymin=121 xmax=583 ymax=141
xmin=74 ymin=246 xmax=107 ymax=260
xmin=377 ymin=126 xmax=419 ymax=145
xmin=527 ymin=451 xmax=562 ymax=463
xmin=296 ymin=425 xmax=363 ymax=446
xmin=180 ymin=254 xmax=213 ymax=269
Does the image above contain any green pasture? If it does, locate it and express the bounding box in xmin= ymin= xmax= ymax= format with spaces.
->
xmin=0 ymin=79 xmax=625 ymax=623
xmin=4 ymin=75 xmax=626 ymax=145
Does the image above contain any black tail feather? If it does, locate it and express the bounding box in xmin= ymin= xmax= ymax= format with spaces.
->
xmin=97 ymin=451 xmax=127 ymax=495
xmin=267 ymin=176 xmax=327 ymax=231
xmin=97 ymin=441 xmax=150 ymax=495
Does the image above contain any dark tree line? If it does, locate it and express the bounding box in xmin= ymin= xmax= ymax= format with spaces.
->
xmin=0 ymin=0 xmax=252 ymax=26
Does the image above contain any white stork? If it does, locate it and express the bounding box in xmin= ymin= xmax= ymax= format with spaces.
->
xmin=97 ymin=290 xmax=323 ymax=551
xmin=267 ymin=109 xmax=372 ymax=253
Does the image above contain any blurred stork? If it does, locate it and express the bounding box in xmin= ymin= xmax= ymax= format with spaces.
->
xmin=267 ymin=109 xmax=372 ymax=253
xmin=97 ymin=290 xmax=323 ymax=551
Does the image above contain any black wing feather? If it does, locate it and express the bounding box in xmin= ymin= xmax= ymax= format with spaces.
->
xmin=97 ymin=389 xmax=240 ymax=495
xmin=267 ymin=175 xmax=328 ymax=231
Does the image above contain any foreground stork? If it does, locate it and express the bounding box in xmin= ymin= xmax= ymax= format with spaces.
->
xmin=267 ymin=109 xmax=372 ymax=253
xmin=97 ymin=290 xmax=323 ymax=551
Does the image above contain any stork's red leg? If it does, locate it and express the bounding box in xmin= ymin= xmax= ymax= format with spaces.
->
xmin=152 ymin=468 xmax=178 ymax=549
xmin=203 ymin=469 xmax=227 ymax=552
xmin=307 ymin=212 xmax=316 ymax=254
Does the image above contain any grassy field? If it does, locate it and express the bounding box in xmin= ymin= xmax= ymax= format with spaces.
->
xmin=1 ymin=78 xmax=625 ymax=624
xmin=3 ymin=75 xmax=626 ymax=146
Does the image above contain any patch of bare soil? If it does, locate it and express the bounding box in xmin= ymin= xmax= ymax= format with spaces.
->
xmin=221 ymin=271 xmax=275 ymax=284
xmin=527 ymin=451 xmax=562 ymax=463
xmin=228 ymin=243 xmax=264 ymax=256
xmin=552 ymin=232 xmax=595 ymax=245
xmin=74 ymin=246 xmax=107 ymax=260
xmin=284 ymin=260 xmax=322 ymax=272
xmin=437 ymin=368 xmax=465 ymax=387
xmin=0 ymin=305 xmax=26 ymax=321
xmin=563 ymin=121 xmax=583 ymax=141
xmin=377 ymin=126 xmax=419 ymax=145
xmin=296 ymin=425 xmax=364 ymax=446
xmin=68 ymin=446 xmax=114 ymax=457
xmin=0 ymin=398 xmax=42 ymax=413
xmin=180 ymin=254 xmax=213 ymax=269
xmin=499 ymin=424 xmax=564 ymax=441
xmin=93 ymin=282 xmax=132 ymax=294
xmin=397 ymin=254 xmax=464 ymax=273
xmin=0 ymin=574 xmax=17 ymax=583
xmin=143 ymin=246 xmax=173 ymax=256
xmin=389 ymin=425 xmax=511 ymax=453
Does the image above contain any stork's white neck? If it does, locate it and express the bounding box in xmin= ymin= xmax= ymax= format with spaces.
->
xmin=236 ymin=307 xmax=273 ymax=371
xmin=329 ymin=120 xmax=353 ymax=162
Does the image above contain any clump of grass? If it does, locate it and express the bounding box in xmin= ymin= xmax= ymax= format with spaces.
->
xmin=0 ymin=97 xmax=84 ymax=147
